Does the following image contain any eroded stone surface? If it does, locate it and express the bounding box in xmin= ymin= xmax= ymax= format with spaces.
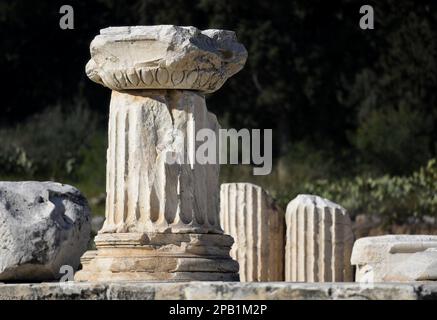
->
xmin=351 ymin=235 xmax=437 ymax=282
xmin=1 ymin=281 xmax=436 ymax=300
xmin=75 ymin=233 xmax=238 ymax=282
xmin=0 ymin=182 xmax=91 ymax=281
xmin=220 ymin=183 xmax=285 ymax=281
xmin=86 ymin=25 xmax=247 ymax=93
xmin=76 ymin=26 xmax=243 ymax=282
xmin=100 ymin=90 xmax=222 ymax=235
xmin=285 ymin=194 xmax=354 ymax=282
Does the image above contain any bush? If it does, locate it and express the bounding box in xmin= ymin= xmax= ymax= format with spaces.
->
xmin=304 ymin=159 xmax=437 ymax=224
xmin=0 ymin=145 xmax=34 ymax=176
xmin=0 ymin=103 xmax=97 ymax=179
xmin=352 ymin=105 xmax=433 ymax=174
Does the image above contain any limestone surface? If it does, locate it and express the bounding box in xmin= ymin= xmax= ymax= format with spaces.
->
xmin=76 ymin=25 xmax=244 ymax=282
xmin=0 ymin=182 xmax=91 ymax=281
xmin=351 ymin=235 xmax=437 ymax=282
xmin=75 ymin=90 xmax=238 ymax=281
xmin=86 ymin=25 xmax=248 ymax=93
xmin=1 ymin=281 xmax=436 ymax=300
xmin=285 ymin=194 xmax=354 ymax=282
xmin=75 ymin=233 xmax=238 ymax=282
xmin=220 ymin=183 xmax=284 ymax=281
xmin=100 ymin=90 xmax=222 ymax=235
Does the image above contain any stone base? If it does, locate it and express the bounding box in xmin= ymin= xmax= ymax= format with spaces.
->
xmin=74 ymin=233 xmax=239 ymax=282
xmin=1 ymin=282 xmax=437 ymax=300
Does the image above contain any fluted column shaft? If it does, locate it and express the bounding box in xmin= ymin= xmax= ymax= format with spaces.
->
xmin=220 ymin=183 xmax=284 ymax=281
xmin=101 ymin=90 xmax=222 ymax=235
xmin=285 ymin=194 xmax=354 ymax=282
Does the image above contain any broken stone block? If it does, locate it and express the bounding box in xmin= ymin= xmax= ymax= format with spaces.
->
xmin=351 ymin=235 xmax=437 ymax=282
xmin=285 ymin=194 xmax=354 ymax=282
xmin=0 ymin=182 xmax=91 ymax=281
xmin=220 ymin=183 xmax=285 ymax=281
xmin=86 ymin=25 xmax=248 ymax=93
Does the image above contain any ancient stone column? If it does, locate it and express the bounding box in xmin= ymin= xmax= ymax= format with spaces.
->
xmin=351 ymin=235 xmax=437 ymax=282
xmin=285 ymin=194 xmax=354 ymax=282
xmin=220 ymin=183 xmax=285 ymax=281
xmin=75 ymin=25 xmax=247 ymax=282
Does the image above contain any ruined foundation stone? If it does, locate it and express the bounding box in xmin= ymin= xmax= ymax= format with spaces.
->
xmin=351 ymin=235 xmax=437 ymax=282
xmin=285 ymin=194 xmax=354 ymax=282
xmin=75 ymin=25 xmax=247 ymax=282
xmin=2 ymin=281 xmax=437 ymax=300
xmin=220 ymin=183 xmax=285 ymax=281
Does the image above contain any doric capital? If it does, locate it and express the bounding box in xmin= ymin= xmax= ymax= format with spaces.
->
xmin=86 ymin=25 xmax=248 ymax=93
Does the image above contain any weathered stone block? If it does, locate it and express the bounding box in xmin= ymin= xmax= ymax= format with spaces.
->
xmin=351 ymin=235 xmax=437 ymax=282
xmin=86 ymin=25 xmax=247 ymax=93
xmin=0 ymin=182 xmax=91 ymax=281
xmin=1 ymin=281 xmax=436 ymax=300
xmin=220 ymin=183 xmax=285 ymax=281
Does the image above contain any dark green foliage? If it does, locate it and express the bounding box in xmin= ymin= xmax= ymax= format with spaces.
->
xmin=353 ymin=106 xmax=432 ymax=174
xmin=0 ymin=0 xmax=436 ymax=222
xmin=2 ymin=0 xmax=435 ymax=172
xmin=303 ymin=159 xmax=437 ymax=224
xmin=0 ymin=103 xmax=97 ymax=179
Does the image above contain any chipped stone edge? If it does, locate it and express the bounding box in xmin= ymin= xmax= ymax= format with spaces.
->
xmin=0 ymin=282 xmax=436 ymax=300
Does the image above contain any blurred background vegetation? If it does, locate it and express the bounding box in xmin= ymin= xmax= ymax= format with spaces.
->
xmin=0 ymin=0 xmax=436 ymax=234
